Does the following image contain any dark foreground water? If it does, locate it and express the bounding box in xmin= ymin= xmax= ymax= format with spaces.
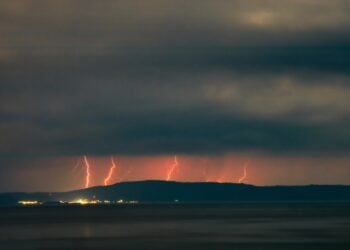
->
xmin=0 ymin=203 xmax=350 ymax=250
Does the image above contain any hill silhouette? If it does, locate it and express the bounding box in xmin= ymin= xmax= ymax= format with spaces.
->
xmin=1 ymin=180 xmax=350 ymax=205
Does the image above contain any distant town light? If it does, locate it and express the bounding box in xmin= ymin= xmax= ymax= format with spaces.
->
xmin=18 ymin=200 xmax=40 ymax=205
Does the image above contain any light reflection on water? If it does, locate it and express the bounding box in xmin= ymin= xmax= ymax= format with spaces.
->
xmin=83 ymin=223 xmax=92 ymax=239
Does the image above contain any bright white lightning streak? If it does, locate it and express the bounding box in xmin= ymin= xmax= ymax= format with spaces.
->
xmin=83 ymin=155 xmax=91 ymax=188
xmin=104 ymin=157 xmax=117 ymax=186
xmin=166 ymin=155 xmax=178 ymax=181
xmin=238 ymin=161 xmax=250 ymax=184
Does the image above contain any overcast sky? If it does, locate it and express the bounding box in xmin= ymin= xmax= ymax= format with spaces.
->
xmin=0 ymin=1 xmax=349 ymax=191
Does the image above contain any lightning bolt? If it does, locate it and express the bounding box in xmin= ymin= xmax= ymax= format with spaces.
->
xmin=83 ymin=155 xmax=91 ymax=188
xmin=238 ymin=160 xmax=250 ymax=184
xmin=104 ymin=156 xmax=117 ymax=186
xmin=166 ymin=155 xmax=178 ymax=181
xmin=72 ymin=157 xmax=82 ymax=173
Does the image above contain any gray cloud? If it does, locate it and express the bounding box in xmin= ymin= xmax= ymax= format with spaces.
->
xmin=0 ymin=0 xmax=350 ymax=157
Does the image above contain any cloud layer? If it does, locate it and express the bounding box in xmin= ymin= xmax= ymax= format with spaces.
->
xmin=1 ymin=0 xmax=350 ymax=157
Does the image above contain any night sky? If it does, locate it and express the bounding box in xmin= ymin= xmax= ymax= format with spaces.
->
xmin=1 ymin=1 xmax=350 ymax=192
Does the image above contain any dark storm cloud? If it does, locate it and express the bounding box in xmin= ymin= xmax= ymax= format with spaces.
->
xmin=0 ymin=0 xmax=350 ymax=157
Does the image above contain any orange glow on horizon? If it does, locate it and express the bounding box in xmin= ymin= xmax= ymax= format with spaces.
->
xmin=73 ymin=155 xmax=255 ymax=188
xmin=13 ymin=154 xmax=350 ymax=192
xmin=104 ymin=157 xmax=117 ymax=186
xmin=68 ymin=155 xmax=258 ymax=189
xmin=119 ymin=169 xmax=131 ymax=182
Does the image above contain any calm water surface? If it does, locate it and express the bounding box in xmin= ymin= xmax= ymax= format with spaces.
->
xmin=0 ymin=203 xmax=350 ymax=249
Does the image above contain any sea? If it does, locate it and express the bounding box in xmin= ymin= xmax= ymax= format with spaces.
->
xmin=0 ymin=203 xmax=350 ymax=249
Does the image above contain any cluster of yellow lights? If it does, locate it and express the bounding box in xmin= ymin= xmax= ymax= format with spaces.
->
xmin=17 ymin=198 xmax=139 ymax=206
xmin=68 ymin=198 xmax=96 ymax=205
xmin=116 ymin=199 xmax=139 ymax=204
xmin=67 ymin=198 xmax=139 ymax=205
xmin=17 ymin=200 xmax=40 ymax=205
